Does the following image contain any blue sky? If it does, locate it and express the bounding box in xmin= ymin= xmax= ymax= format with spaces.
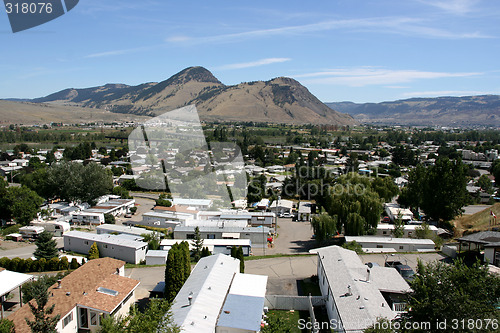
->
xmin=1 ymin=0 xmax=499 ymax=103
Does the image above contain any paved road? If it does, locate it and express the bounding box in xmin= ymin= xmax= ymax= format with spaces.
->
xmin=252 ymin=217 xmax=315 ymax=256
xmin=0 ymin=238 xmax=64 ymax=259
xmin=462 ymin=204 xmax=492 ymax=215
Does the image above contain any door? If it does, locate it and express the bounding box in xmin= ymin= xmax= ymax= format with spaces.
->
xmin=79 ymin=307 xmax=88 ymax=329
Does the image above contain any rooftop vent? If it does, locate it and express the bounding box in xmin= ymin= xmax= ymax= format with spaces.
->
xmin=57 ymin=280 xmax=62 ymax=289
xmin=188 ymin=295 xmax=193 ymax=306
xmin=66 ymin=292 xmax=71 ymax=296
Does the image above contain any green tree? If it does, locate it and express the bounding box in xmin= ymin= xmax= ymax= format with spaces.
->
xmin=371 ymin=177 xmax=399 ymax=202
xmin=104 ymin=213 xmax=115 ymax=224
xmin=22 ymin=274 xmax=64 ymax=303
xmin=393 ymin=213 xmax=405 ymax=238
xmin=0 ymin=319 xmax=15 ymax=333
xmin=399 ymin=259 xmax=500 ymax=332
xmin=477 ymin=174 xmax=493 ymax=193
xmin=0 ymin=186 xmax=43 ymax=225
xmin=155 ymin=194 xmax=172 ymax=207
xmin=180 ymin=241 xmax=191 ymax=281
xmin=201 ymin=247 xmax=211 ymax=258
xmin=88 ymin=242 xmax=100 ymax=260
xmin=98 ymin=299 xmax=180 ymax=333
xmin=112 ymin=186 xmax=131 ymax=199
xmin=70 ymin=258 xmax=79 ymax=269
xmin=25 ymin=281 xmax=60 ymax=333
xmin=164 ymin=244 xmax=183 ymax=302
xmin=237 ymin=246 xmax=245 ymax=273
xmin=33 ymin=231 xmax=58 ymax=260
xmin=311 ymin=214 xmax=337 ymax=244
xmin=193 ymin=227 xmax=203 ymax=262
xmin=399 ymin=158 xmax=467 ymax=223
xmin=342 ymin=240 xmax=364 ymax=254
xmin=363 ymin=317 xmax=394 ymax=333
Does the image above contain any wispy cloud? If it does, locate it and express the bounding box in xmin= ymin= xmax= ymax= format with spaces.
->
xmin=165 ymin=16 xmax=492 ymax=45
xmin=84 ymin=45 xmax=157 ymax=59
xmin=295 ymin=67 xmax=482 ymax=87
xmin=215 ymin=58 xmax=291 ymax=70
xmin=417 ymin=0 xmax=480 ymax=15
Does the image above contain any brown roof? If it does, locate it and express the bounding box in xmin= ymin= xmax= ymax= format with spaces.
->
xmin=153 ymin=205 xmax=199 ymax=214
xmin=78 ymin=274 xmax=139 ymax=313
xmin=0 ymin=267 xmax=5 ymax=272
xmin=9 ymin=258 xmax=138 ymax=333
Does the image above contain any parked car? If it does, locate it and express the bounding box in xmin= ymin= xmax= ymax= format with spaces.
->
xmin=279 ymin=213 xmax=293 ymax=218
xmin=383 ymin=216 xmax=390 ymax=223
xmin=385 ymin=260 xmax=403 ymax=268
xmin=395 ymin=264 xmax=415 ymax=282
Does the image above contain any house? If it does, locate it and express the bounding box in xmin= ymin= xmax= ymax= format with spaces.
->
xmin=384 ymin=203 xmax=413 ymax=223
xmin=457 ymin=231 xmax=500 ymax=267
xmin=297 ymin=201 xmax=313 ymax=221
xmin=256 ymin=198 xmax=269 ymax=210
xmin=376 ymin=224 xmax=438 ymax=238
xmin=345 ymin=236 xmax=435 ymax=253
xmin=138 ymin=211 xmax=190 ymax=229
xmin=84 ymin=198 xmax=135 ymax=217
xmin=269 ymin=199 xmax=294 ymax=215
xmin=8 ymin=258 xmax=139 ymax=333
xmin=71 ymin=211 xmax=105 ymax=225
xmin=310 ymin=246 xmax=411 ymax=333
xmin=153 ymin=205 xmax=200 ymax=219
xmin=173 ymin=226 xmax=271 ymax=247
xmin=145 ymin=250 xmax=169 ymax=265
xmin=96 ymin=224 xmax=154 ymax=238
xmin=166 ymin=254 xmax=267 ymax=333
xmin=0 ymin=268 xmax=33 ymax=319
xmin=171 ymin=198 xmax=213 ymax=210
xmin=160 ymin=238 xmax=252 ymax=256
xmin=63 ymin=231 xmax=148 ymax=264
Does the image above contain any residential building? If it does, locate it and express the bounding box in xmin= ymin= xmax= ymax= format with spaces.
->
xmin=311 ymin=246 xmax=411 ymax=333
xmin=345 ymin=236 xmax=435 ymax=253
xmin=384 ymin=203 xmax=413 ymax=223
xmin=457 ymin=231 xmax=500 ymax=267
xmin=71 ymin=211 xmax=105 ymax=225
xmin=171 ymin=198 xmax=213 ymax=210
xmin=160 ymin=239 xmax=252 ymax=256
xmin=0 ymin=268 xmax=33 ymax=320
xmin=297 ymin=201 xmax=313 ymax=221
xmin=96 ymin=224 xmax=154 ymax=238
xmin=9 ymin=258 xmax=139 ymax=332
xmin=269 ymin=199 xmax=294 ymax=215
xmin=173 ymin=225 xmax=271 ymax=247
xmin=63 ymin=231 xmax=148 ymax=264
xmin=84 ymin=198 xmax=135 ymax=217
xmin=145 ymin=250 xmax=169 ymax=265
xmin=31 ymin=221 xmax=71 ymax=237
xmin=376 ymin=224 xmax=438 ymax=238
xmin=166 ymin=254 xmax=267 ymax=333
xmin=18 ymin=226 xmax=44 ymax=238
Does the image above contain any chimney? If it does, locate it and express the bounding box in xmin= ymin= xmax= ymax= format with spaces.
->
xmin=347 ymin=285 xmax=352 ymax=296
xmin=57 ymin=280 xmax=62 ymax=289
xmin=366 ymin=268 xmax=371 ymax=282
xmin=188 ymin=295 xmax=193 ymax=306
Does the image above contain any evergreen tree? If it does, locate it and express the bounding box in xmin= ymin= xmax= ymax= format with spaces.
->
xmin=33 ymin=231 xmax=58 ymax=260
xmin=392 ymin=213 xmax=405 ymax=238
xmin=25 ymin=281 xmax=60 ymax=333
xmin=164 ymin=245 xmax=178 ymax=302
xmin=180 ymin=241 xmax=191 ymax=280
xmin=70 ymin=258 xmax=79 ymax=269
xmin=201 ymin=247 xmax=211 ymax=258
xmin=237 ymin=246 xmax=245 ymax=273
xmin=193 ymin=227 xmax=203 ymax=262
xmin=87 ymin=242 xmax=100 ymax=260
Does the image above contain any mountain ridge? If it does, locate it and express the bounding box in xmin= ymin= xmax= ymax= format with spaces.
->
xmin=23 ymin=66 xmax=356 ymax=126
xmin=326 ymin=95 xmax=500 ymax=127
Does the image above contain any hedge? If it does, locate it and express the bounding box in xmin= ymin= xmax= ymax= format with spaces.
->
xmin=0 ymin=256 xmax=85 ymax=273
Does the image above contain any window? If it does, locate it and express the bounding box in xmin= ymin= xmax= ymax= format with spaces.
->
xmin=62 ymin=312 xmax=73 ymax=328
xmin=376 ymin=245 xmax=383 ymax=248
xmin=207 ymin=234 xmax=215 ymax=239
xmin=383 ymin=231 xmax=387 ymax=235
xmin=84 ymin=241 xmax=89 ymax=245
xmin=90 ymin=311 xmax=98 ymax=326
xmin=408 ymin=232 xmax=412 ymax=236
xmin=104 ymin=244 xmax=108 ymax=248
xmin=399 ymin=246 xmax=404 ymax=250
xmin=187 ymin=234 xmax=195 ymax=239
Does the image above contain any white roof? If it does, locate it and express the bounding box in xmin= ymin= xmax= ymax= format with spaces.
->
xmin=96 ymin=224 xmax=154 ymax=236
xmin=169 ymin=254 xmax=239 ymax=333
xmin=311 ymin=246 xmax=405 ymax=332
xmin=64 ymin=231 xmax=147 ymax=249
xmin=172 ymin=198 xmax=212 ymax=207
xmin=228 ymin=273 xmax=267 ymax=298
xmin=0 ymin=269 xmax=33 ymax=297
xmin=269 ymin=199 xmax=294 ymax=209
xmin=345 ymin=236 xmax=435 ymax=245
xmin=146 ymin=250 xmax=169 ymax=258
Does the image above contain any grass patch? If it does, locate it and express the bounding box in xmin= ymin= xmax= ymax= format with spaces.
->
xmin=265 ymin=310 xmax=305 ymax=332
xmin=454 ymin=203 xmax=500 ymax=236
xmin=124 ymin=263 xmax=165 ymax=269
xmin=1 ymin=224 xmax=21 ymax=237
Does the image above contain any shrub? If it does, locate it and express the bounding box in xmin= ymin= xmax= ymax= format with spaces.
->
xmin=59 ymin=256 xmax=69 ymax=270
xmin=70 ymin=258 xmax=79 ymax=269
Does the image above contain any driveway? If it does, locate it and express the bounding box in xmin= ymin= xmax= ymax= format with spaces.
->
xmin=252 ymin=217 xmax=315 ymax=256
xmin=0 ymin=237 xmax=64 ymax=259
xmin=359 ymin=252 xmax=446 ymax=271
xmin=462 ymin=204 xmax=492 ymax=216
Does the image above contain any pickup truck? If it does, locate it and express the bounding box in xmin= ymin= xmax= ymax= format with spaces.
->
xmin=385 ymin=261 xmax=415 ymax=281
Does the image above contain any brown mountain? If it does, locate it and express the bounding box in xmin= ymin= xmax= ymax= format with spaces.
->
xmin=28 ymin=67 xmax=356 ymax=126
xmin=326 ymin=95 xmax=500 ymax=127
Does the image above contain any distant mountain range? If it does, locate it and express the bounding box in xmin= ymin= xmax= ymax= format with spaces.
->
xmin=326 ymin=95 xmax=500 ymax=127
xmin=8 ymin=67 xmax=355 ymax=126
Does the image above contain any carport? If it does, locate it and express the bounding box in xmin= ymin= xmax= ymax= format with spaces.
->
xmin=0 ymin=268 xmax=34 ymax=319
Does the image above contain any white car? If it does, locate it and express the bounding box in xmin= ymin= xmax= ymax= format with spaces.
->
xmin=279 ymin=213 xmax=293 ymax=218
